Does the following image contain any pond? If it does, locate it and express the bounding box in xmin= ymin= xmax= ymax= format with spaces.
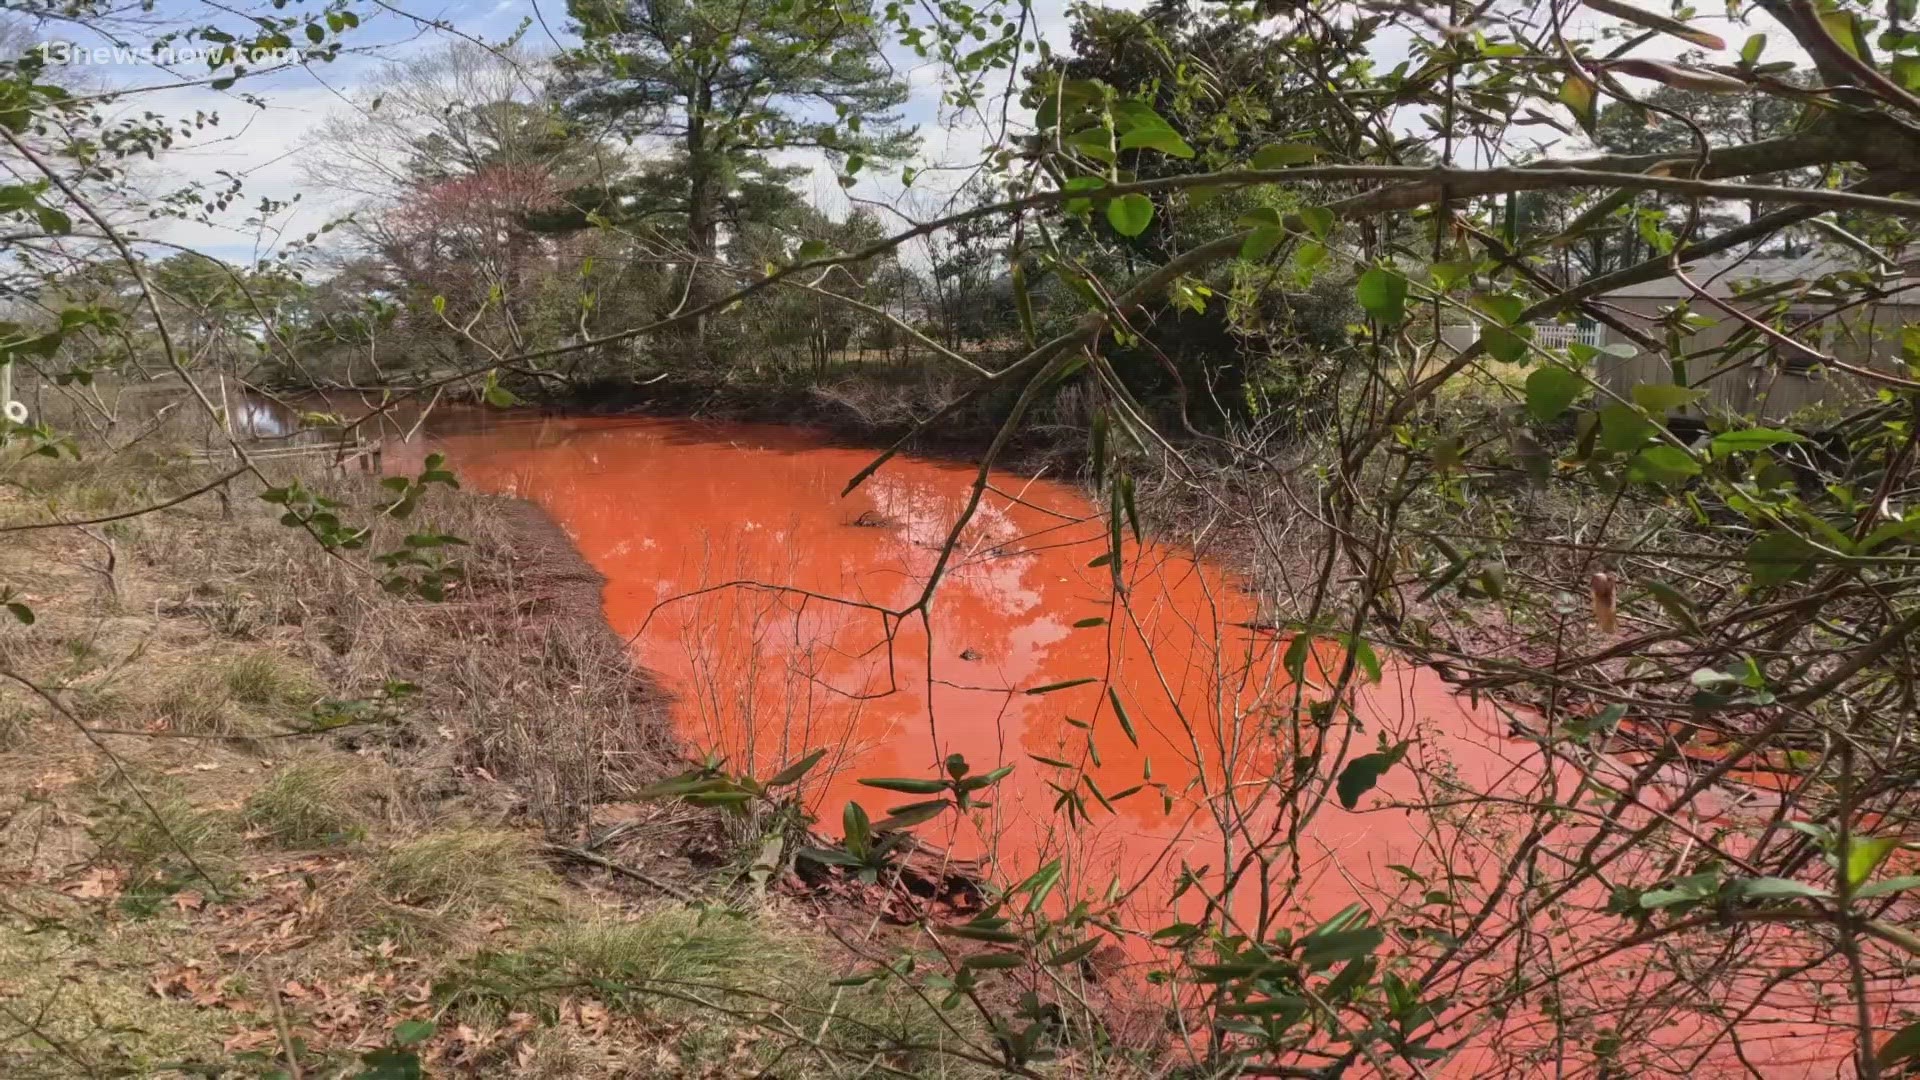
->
xmin=383 ymin=408 xmax=1872 ymax=1076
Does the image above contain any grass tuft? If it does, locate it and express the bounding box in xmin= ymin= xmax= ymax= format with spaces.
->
xmin=223 ymin=652 xmax=318 ymax=708
xmin=90 ymin=777 xmax=238 ymax=890
xmin=374 ymin=827 xmax=563 ymax=918
xmin=243 ymin=756 xmax=380 ymax=846
xmin=150 ymin=679 xmax=242 ymax=736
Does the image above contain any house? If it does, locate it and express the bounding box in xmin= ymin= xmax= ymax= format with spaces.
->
xmin=1585 ymin=251 xmax=1915 ymax=419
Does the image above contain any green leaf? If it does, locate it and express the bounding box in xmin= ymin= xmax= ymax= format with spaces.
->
xmin=1639 ymin=870 xmax=1719 ymax=910
xmin=877 ymin=799 xmax=951 ymax=831
xmin=1346 ymin=636 xmax=1382 ymax=683
xmin=1046 ymin=938 xmax=1102 ymax=966
xmin=1356 ymin=268 xmax=1408 ymax=325
xmin=1628 ymin=446 xmax=1702 ymax=485
xmin=1106 ymin=194 xmax=1153 ymax=237
xmin=1252 ymin=142 xmax=1320 ymax=168
xmin=1746 ymin=529 xmax=1816 ymax=587
xmin=1073 ymin=616 xmax=1106 ymax=628
xmin=1558 ymin=73 xmax=1597 ymax=132
xmin=391 ymin=1020 xmax=436 ymax=1047
xmin=1856 ymin=875 xmax=1920 ymax=899
xmin=1020 ymin=859 xmax=1063 ymax=913
xmin=1643 ymin=579 xmax=1700 ymax=634
xmin=1236 ymin=207 xmax=1281 ymax=230
xmin=1108 ymin=687 xmax=1139 ymax=746
xmin=1818 ymin=9 xmax=1863 ymax=59
xmin=1283 ymin=632 xmax=1313 ymax=681
xmin=842 ymin=800 xmax=871 ymax=852
xmin=1711 ymin=427 xmax=1804 ymax=455
xmin=766 ymin=748 xmax=828 ymax=787
xmin=1599 ymin=404 xmax=1656 ymax=452
xmin=5 ymin=602 xmax=32 ymax=625
xmin=945 ymin=923 xmax=1021 ymax=943
xmin=961 ymin=951 xmax=1024 ymax=970
xmin=1846 ymin=836 xmax=1900 ymax=890
xmin=354 ymin=1048 xmax=422 ymax=1080
xmin=1740 ymin=33 xmax=1766 ymax=65
xmin=1299 ymin=206 xmax=1334 ymax=239
xmin=1473 ymin=293 xmax=1527 ymax=326
xmin=1239 ymin=226 xmax=1283 ymax=263
xmin=1730 ymin=876 xmax=1830 ymax=901
xmin=1631 ymin=383 xmax=1706 ymax=412
xmin=857 ymin=777 xmax=948 ymax=794
xmin=1584 ymin=0 xmax=1726 ymax=49
xmin=1119 ymin=126 xmax=1194 ymax=158
xmin=1479 ymin=325 xmax=1529 ymax=363
xmin=1884 ymin=1021 xmax=1920 ymax=1067
xmin=1336 ymin=742 xmax=1409 ymax=810
xmin=1299 ymin=927 xmax=1384 ymax=967
xmin=796 ymin=846 xmax=862 ymax=867
xmin=1026 ymin=677 xmax=1097 ymax=695
xmin=1525 ymin=366 xmax=1581 ymax=421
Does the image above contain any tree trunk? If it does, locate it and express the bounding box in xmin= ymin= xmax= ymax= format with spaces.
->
xmin=682 ymin=83 xmax=717 ymax=359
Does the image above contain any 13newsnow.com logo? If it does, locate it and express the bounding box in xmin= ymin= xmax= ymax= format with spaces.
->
xmin=38 ymin=41 xmax=303 ymax=68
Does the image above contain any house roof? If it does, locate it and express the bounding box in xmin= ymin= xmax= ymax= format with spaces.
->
xmin=1597 ymin=251 xmax=1902 ymax=300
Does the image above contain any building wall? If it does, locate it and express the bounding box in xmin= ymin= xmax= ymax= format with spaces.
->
xmin=1592 ymin=296 xmax=1911 ymax=419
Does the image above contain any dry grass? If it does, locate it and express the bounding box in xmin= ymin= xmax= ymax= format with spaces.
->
xmin=374 ymin=827 xmax=564 ymax=917
xmin=149 ymin=678 xmax=244 ymax=736
xmin=448 ymin=908 xmax=989 ymax=1077
xmin=242 ymin=754 xmax=386 ymax=846
xmin=0 ymin=919 xmax=227 ymax=1078
xmin=0 ymin=390 xmax=916 ymax=1078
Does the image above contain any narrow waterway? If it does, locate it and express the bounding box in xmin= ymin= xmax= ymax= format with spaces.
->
xmin=381 ymin=408 xmax=1877 ymax=1077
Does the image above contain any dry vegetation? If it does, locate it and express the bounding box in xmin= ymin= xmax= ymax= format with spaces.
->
xmin=0 ymin=438 xmax=967 ymax=1077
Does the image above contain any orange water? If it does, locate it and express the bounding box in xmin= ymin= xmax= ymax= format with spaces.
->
xmin=385 ymin=410 xmax=1882 ymax=1076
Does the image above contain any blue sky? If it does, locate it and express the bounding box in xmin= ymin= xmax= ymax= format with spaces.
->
xmin=20 ymin=0 xmax=1783 ymax=266
xmin=19 ymin=0 xmax=1089 ymax=264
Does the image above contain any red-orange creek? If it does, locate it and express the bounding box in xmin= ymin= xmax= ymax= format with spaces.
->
xmin=384 ymin=412 xmax=1876 ymax=1076
xmin=387 ymin=413 xmax=1517 ymax=900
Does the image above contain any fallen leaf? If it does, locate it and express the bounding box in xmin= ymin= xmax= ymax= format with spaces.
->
xmin=61 ymin=867 xmax=125 ymax=899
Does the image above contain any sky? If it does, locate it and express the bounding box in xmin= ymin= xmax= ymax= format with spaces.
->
xmin=18 ymin=0 xmax=1107 ymax=265
xmin=17 ymin=0 xmax=1784 ymax=267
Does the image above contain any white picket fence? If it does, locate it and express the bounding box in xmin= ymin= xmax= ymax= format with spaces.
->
xmin=1439 ymin=321 xmax=1605 ymax=354
xmin=1530 ymin=322 xmax=1604 ymax=350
